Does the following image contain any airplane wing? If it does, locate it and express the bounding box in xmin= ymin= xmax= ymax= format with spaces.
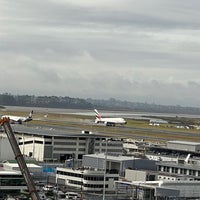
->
xmin=1 ymin=110 xmax=33 ymax=124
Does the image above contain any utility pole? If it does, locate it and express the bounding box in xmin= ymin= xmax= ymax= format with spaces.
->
xmin=103 ymin=138 xmax=108 ymax=200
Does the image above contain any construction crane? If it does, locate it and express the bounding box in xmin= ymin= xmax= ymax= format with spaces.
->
xmin=0 ymin=117 xmax=41 ymax=200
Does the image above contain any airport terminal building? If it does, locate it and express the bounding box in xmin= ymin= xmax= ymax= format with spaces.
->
xmin=11 ymin=125 xmax=123 ymax=162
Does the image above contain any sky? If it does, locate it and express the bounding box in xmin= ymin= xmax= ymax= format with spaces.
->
xmin=1 ymin=0 xmax=200 ymax=107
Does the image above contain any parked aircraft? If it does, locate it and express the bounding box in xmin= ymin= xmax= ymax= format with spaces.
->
xmin=94 ymin=109 xmax=127 ymax=126
xmin=1 ymin=110 xmax=33 ymax=124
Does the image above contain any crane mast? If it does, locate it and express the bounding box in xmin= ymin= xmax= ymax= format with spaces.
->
xmin=0 ymin=118 xmax=40 ymax=200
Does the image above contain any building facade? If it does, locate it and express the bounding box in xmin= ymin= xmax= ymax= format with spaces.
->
xmin=13 ymin=125 xmax=123 ymax=162
xmin=56 ymin=167 xmax=119 ymax=193
xmin=0 ymin=166 xmax=27 ymax=197
xmin=83 ymin=154 xmax=156 ymax=176
xmin=156 ymin=157 xmax=200 ymax=181
xmin=0 ymin=134 xmax=15 ymax=161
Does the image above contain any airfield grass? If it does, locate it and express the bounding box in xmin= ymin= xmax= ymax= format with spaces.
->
xmin=1 ymin=109 xmax=200 ymax=143
xmin=31 ymin=112 xmax=200 ymax=142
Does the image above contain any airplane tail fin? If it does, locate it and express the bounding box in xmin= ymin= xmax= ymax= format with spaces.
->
xmin=28 ymin=110 xmax=33 ymax=119
xmin=94 ymin=109 xmax=102 ymax=121
xmin=24 ymin=110 xmax=33 ymax=122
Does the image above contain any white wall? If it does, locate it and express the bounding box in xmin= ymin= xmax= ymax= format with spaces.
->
xmin=0 ymin=136 xmax=15 ymax=160
xmin=19 ymin=136 xmax=44 ymax=161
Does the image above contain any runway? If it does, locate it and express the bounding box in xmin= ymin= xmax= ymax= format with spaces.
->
xmin=2 ymin=106 xmax=200 ymax=143
xmin=26 ymin=118 xmax=200 ymax=143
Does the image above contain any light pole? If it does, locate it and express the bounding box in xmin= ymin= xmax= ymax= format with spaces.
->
xmin=80 ymin=171 xmax=83 ymax=200
xmin=56 ymin=172 xmax=59 ymax=200
xmin=103 ymin=138 xmax=108 ymax=200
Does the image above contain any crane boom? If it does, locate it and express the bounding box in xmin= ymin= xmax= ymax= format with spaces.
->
xmin=0 ymin=118 xmax=40 ymax=200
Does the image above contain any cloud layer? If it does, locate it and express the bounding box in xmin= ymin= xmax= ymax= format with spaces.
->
xmin=1 ymin=0 xmax=200 ymax=107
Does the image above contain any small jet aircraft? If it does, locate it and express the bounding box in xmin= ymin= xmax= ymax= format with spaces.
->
xmin=94 ymin=109 xmax=127 ymax=126
xmin=1 ymin=110 xmax=33 ymax=124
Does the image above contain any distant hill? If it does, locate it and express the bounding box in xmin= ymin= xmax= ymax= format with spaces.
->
xmin=0 ymin=93 xmax=93 ymax=109
xmin=86 ymin=98 xmax=200 ymax=115
xmin=0 ymin=93 xmax=200 ymax=115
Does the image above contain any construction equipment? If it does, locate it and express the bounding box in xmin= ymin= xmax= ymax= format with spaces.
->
xmin=0 ymin=117 xmax=40 ymax=200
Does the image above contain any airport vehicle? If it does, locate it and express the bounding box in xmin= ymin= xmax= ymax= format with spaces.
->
xmin=1 ymin=110 xmax=33 ymax=124
xmin=94 ymin=109 xmax=127 ymax=126
xmin=43 ymin=184 xmax=54 ymax=192
xmin=65 ymin=192 xmax=81 ymax=200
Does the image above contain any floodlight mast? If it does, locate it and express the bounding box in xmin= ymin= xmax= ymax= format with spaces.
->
xmin=0 ymin=117 xmax=40 ymax=200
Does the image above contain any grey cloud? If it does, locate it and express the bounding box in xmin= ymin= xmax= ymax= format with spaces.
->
xmin=1 ymin=0 xmax=200 ymax=106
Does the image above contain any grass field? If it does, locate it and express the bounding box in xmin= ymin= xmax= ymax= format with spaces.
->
xmin=1 ymin=108 xmax=200 ymax=143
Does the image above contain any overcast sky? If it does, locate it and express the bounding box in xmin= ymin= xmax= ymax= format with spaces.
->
xmin=1 ymin=0 xmax=200 ymax=107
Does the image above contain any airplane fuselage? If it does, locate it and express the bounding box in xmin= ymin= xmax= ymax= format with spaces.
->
xmin=95 ymin=117 xmax=127 ymax=126
xmin=1 ymin=110 xmax=33 ymax=124
xmin=94 ymin=109 xmax=127 ymax=126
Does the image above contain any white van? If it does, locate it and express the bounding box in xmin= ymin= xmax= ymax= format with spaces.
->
xmin=43 ymin=184 xmax=54 ymax=192
xmin=65 ymin=192 xmax=81 ymax=200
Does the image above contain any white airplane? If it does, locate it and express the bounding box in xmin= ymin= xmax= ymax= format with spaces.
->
xmin=94 ymin=109 xmax=127 ymax=126
xmin=1 ymin=110 xmax=33 ymax=124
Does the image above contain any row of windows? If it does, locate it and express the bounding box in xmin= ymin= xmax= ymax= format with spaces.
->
xmin=54 ymin=142 xmax=77 ymax=145
xmin=54 ymin=137 xmax=77 ymax=140
xmin=84 ymin=184 xmax=108 ymax=188
xmin=84 ymin=176 xmax=104 ymax=181
xmin=0 ymin=178 xmax=26 ymax=186
xmin=54 ymin=148 xmax=76 ymax=151
xmin=158 ymin=176 xmax=195 ymax=181
xmin=85 ymin=176 xmax=118 ymax=181
xmin=68 ymin=180 xmax=108 ymax=188
xmin=19 ymin=143 xmax=121 ymax=153
xmin=79 ymin=148 xmax=86 ymax=151
xmin=57 ymin=170 xmax=118 ymax=181
xmin=57 ymin=170 xmax=82 ymax=178
xmin=101 ymin=143 xmax=122 ymax=147
xmin=79 ymin=142 xmax=85 ymax=145
xmin=100 ymin=149 xmax=122 ymax=153
xmin=19 ymin=140 xmax=43 ymax=145
xmin=158 ymin=176 xmax=176 ymax=181
xmin=95 ymin=144 xmax=121 ymax=147
xmin=69 ymin=180 xmax=82 ymax=185
xmin=45 ymin=141 xmax=52 ymax=145
xmin=19 ymin=139 xmax=122 ymax=148
xmin=54 ymin=148 xmax=86 ymax=151
xmin=53 ymin=137 xmax=87 ymax=141
xmin=79 ymin=138 xmax=86 ymax=140
xmin=159 ymin=166 xmax=200 ymax=176
xmin=19 ymin=141 xmax=52 ymax=145
xmin=54 ymin=142 xmax=121 ymax=147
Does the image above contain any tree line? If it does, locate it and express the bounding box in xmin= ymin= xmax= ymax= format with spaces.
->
xmin=0 ymin=93 xmax=93 ymax=109
xmin=1 ymin=93 xmax=200 ymax=115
